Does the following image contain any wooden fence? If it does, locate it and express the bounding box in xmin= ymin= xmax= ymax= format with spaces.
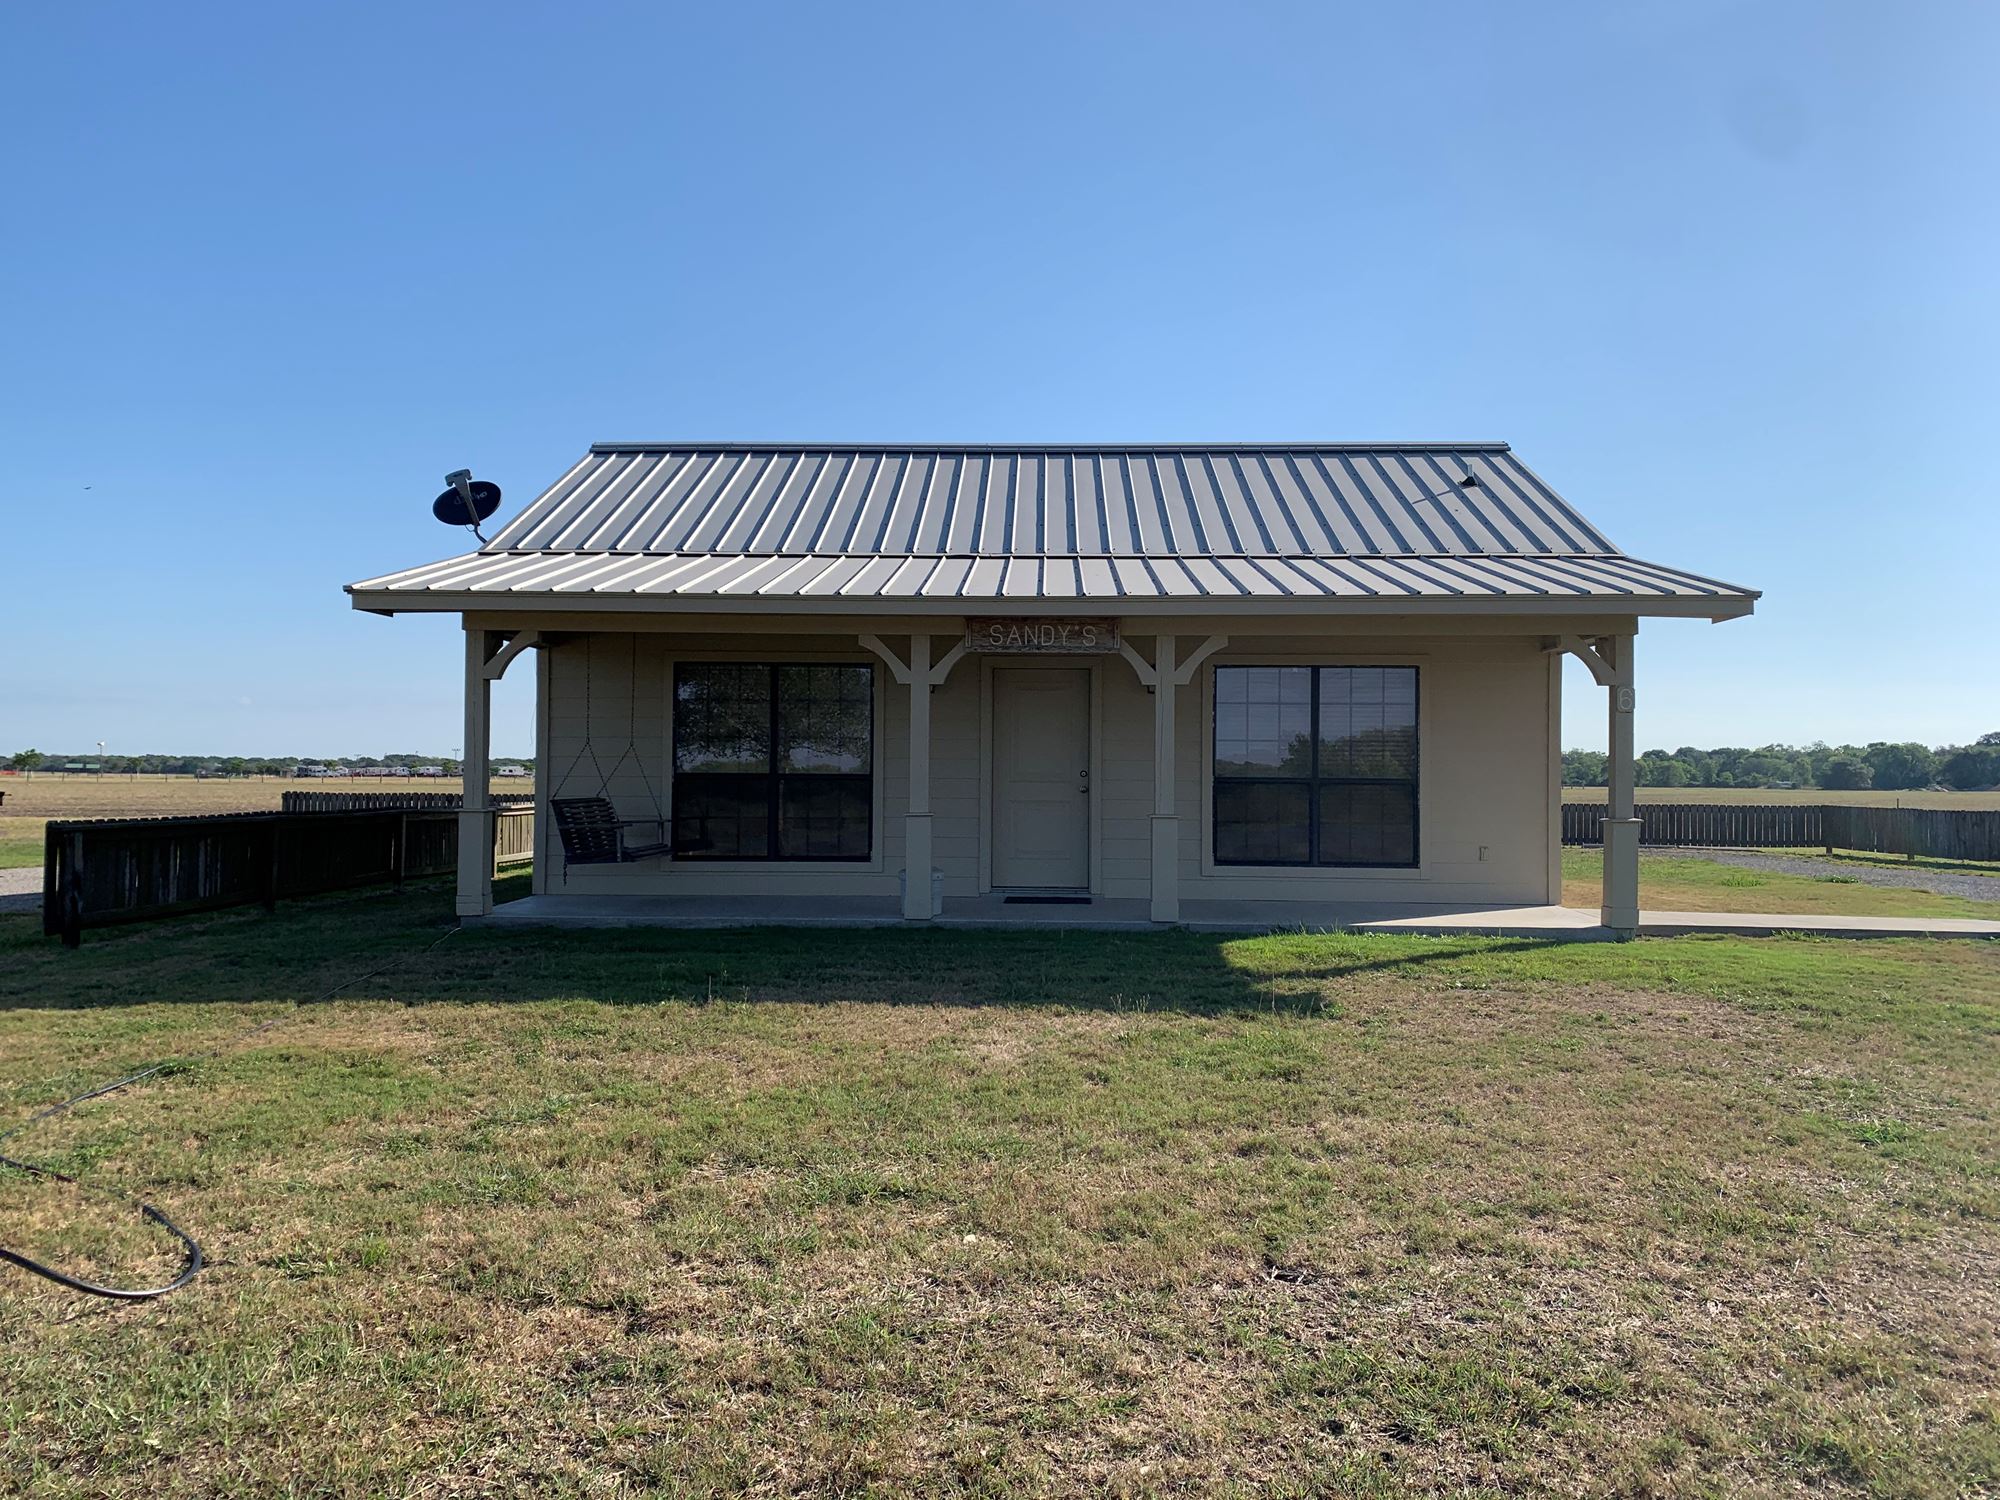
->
xmin=281 ymin=790 xmax=535 ymax=868
xmin=280 ymin=790 xmax=533 ymax=813
xmin=1563 ymin=802 xmax=2000 ymax=861
xmin=1819 ymin=806 xmax=2000 ymax=862
xmin=43 ymin=806 xmax=534 ymax=946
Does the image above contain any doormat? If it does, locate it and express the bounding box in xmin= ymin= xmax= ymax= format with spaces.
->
xmin=1003 ymin=895 xmax=1092 ymax=905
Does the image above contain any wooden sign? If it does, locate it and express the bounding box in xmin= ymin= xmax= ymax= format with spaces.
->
xmin=964 ymin=617 xmax=1120 ymax=654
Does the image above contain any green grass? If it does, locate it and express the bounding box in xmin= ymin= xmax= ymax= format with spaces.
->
xmin=2 ymin=879 xmax=1998 ymax=1497
xmin=0 ymin=822 xmax=42 ymax=869
xmin=1562 ymin=847 xmax=1998 ymax=919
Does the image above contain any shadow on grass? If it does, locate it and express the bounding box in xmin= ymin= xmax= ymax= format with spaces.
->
xmin=0 ymin=874 xmax=1576 ymax=1020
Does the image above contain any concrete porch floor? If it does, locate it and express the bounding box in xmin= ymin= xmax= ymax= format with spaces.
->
xmin=478 ymin=893 xmax=2000 ymax=940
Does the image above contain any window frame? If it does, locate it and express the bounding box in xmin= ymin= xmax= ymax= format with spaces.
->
xmin=670 ymin=661 xmax=876 ymax=863
xmin=1210 ymin=664 xmax=1420 ymax=870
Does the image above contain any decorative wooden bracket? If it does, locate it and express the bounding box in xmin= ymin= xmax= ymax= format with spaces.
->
xmin=481 ymin=629 xmax=541 ymax=682
xmin=1172 ymin=635 xmax=1229 ymax=687
xmin=1548 ymin=634 xmax=1627 ymax=688
xmin=1115 ymin=639 xmax=1158 ymax=687
xmin=1117 ymin=634 xmax=1228 ymax=690
xmin=859 ymin=633 xmax=968 ymax=690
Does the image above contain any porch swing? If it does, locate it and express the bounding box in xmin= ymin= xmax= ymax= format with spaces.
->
xmin=549 ymin=635 xmax=673 ymax=877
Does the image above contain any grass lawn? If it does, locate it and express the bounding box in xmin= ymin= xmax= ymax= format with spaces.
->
xmin=2 ymin=880 xmax=1997 ymax=1497
xmin=0 ymin=821 xmax=41 ymax=869
xmin=1561 ymin=848 xmax=2000 ymax=919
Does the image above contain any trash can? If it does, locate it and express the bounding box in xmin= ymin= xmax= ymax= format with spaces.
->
xmin=899 ymin=866 xmax=945 ymax=917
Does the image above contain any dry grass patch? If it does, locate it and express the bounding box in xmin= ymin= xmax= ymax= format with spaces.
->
xmin=1 ymin=889 xmax=1997 ymax=1496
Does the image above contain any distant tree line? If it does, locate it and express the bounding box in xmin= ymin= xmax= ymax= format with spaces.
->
xmin=4 ymin=750 xmax=535 ymax=777
xmin=1562 ymin=734 xmax=2000 ymax=792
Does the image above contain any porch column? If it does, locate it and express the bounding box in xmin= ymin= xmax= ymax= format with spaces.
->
xmin=904 ymin=632 xmax=934 ymax=921
xmin=458 ymin=624 xmax=494 ymax=918
xmin=1150 ymin=634 xmax=1179 ymax=923
xmin=1600 ymin=633 xmax=1638 ymax=935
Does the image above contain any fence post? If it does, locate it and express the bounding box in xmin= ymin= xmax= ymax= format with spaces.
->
xmin=262 ymin=819 xmax=280 ymax=912
xmin=59 ymin=828 xmax=84 ymax=948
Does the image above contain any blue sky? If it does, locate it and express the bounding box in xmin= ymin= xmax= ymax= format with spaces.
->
xmin=4 ymin=0 xmax=1995 ymax=759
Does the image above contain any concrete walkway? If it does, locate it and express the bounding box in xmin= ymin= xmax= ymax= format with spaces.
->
xmin=484 ymin=892 xmax=2000 ymax=941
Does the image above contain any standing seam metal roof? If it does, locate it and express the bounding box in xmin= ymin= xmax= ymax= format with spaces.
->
xmin=347 ymin=443 xmax=1760 ymax=614
xmin=482 ymin=444 xmax=1617 ymax=559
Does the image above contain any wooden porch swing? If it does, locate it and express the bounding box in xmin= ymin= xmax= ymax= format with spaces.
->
xmin=549 ymin=636 xmax=671 ymax=876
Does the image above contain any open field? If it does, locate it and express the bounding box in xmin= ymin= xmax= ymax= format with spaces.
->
xmin=1564 ymin=786 xmax=2000 ymax=809
xmin=0 ymin=776 xmax=531 ymax=870
xmin=1561 ymin=848 xmax=2000 ymax=919
xmin=2 ymin=879 xmax=1997 ymax=1496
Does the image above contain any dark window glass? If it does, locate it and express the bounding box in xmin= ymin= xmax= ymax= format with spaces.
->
xmin=1213 ymin=666 xmax=1313 ymax=776
xmin=1213 ymin=666 xmax=1418 ymax=867
xmin=671 ymin=774 xmax=772 ymax=858
xmin=672 ymin=664 xmax=873 ymax=860
xmin=1214 ymin=782 xmax=1312 ymax=864
xmin=777 ymin=665 xmax=873 ymax=773
xmin=779 ymin=776 xmax=871 ymax=858
xmin=1318 ymin=666 xmax=1417 ymax=780
xmin=1316 ymin=783 xmax=1416 ymax=867
xmin=674 ymin=665 xmax=771 ymax=773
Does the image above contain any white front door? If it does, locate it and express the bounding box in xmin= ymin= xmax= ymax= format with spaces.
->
xmin=991 ymin=667 xmax=1091 ymax=889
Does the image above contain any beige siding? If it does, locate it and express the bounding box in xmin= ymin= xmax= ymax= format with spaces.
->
xmin=530 ymin=620 xmax=1560 ymax=908
xmin=1177 ymin=636 xmax=1555 ymax=905
xmin=1097 ymin=664 xmax=1155 ymax=897
xmin=929 ymin=667 xmax=981 ymax=894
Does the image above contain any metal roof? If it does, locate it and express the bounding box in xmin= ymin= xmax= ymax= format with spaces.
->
xmin=349 ymin=443 xmax=1759 ymax=618
xmin=482 ymin=443 xmax=1615 ymax=559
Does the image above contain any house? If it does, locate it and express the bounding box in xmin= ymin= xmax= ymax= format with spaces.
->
xmin=347 ymin=443 xmax=1757 ymax=934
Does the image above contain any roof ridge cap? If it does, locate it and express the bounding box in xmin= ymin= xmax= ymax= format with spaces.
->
xmin=585 ymin=441 xmax=1515 ymax=455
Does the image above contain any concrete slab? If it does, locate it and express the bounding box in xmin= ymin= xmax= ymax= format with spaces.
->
xmin=1635 ymin=910 xmax=2000 ymax=939
xmin=481 ymin=892 xmax=2000 ymax=941
xmin=484 ymin=894 xmax=904 ymax=929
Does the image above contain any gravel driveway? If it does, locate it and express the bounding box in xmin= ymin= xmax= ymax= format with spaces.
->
xmin=0 ymin=866 xmax=42 ymax=913
xmin=1647 ymin=848 xmax=2000 ymax=904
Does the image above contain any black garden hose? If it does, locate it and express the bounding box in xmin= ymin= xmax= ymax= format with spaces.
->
xmin=0 ymin=924 xmax=460 ymax=1301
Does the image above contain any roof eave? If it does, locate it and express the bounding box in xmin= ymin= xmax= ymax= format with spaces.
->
xmin=345 ymin=586 xmax=1754 ymax=624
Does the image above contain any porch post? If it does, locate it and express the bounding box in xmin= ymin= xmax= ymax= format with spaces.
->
xmin=458 ymin=623 xmax=494 ymax=918
xmin=1150 ymin=634 xmax=1179 ymax=923
xmin=904 ymin=632 xmax=934 ymax=921
xmin=1600 ymin=633 xmax=1639 ymax=935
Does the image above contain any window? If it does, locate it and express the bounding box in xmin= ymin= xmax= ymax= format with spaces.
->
xmin=672 ymin=663 xmax=873 ymax=860
xmin=1213 ymin=666 xmax=1417 ymax=867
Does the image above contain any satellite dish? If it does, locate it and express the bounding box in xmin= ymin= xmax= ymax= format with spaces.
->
xmin=431 ymin=469 xmax=502 ymax=541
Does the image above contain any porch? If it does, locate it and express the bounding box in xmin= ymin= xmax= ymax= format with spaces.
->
xmin=476 ymin=892 xmax=2000 ymax=940
xmin=451 ymin=619 xmax=1652 ymax=933
xmin=480 ymin=889 xmax=1600 ymax=934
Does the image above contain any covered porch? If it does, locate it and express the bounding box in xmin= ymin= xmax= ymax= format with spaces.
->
xmin=447 ymin=616 xmax=1651 ymax=934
